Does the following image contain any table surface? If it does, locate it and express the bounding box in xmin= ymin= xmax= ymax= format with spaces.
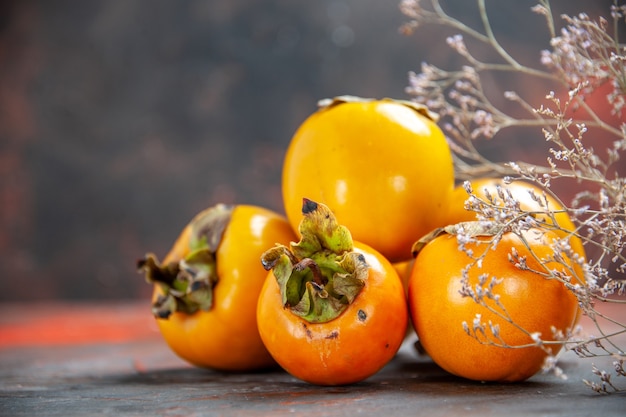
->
xmin=1 ymin=301 xmax=624 ymax=417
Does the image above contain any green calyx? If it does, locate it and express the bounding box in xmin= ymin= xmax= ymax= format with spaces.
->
xmin=137 ymin=204 xmax=234 ymax=319
xmin=261 ymin=198 xmax=368 ymax=324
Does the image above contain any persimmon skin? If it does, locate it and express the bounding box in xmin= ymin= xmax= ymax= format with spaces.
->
xmin=257 ymin=242 xmax=408 ymax=386
xmin=408 ymin=229 xmax=579 ymax=382
xmin=153 ymin=205 xmax=297 ymax=372
xmin=282 ymin=99 xmax=454 ymax=263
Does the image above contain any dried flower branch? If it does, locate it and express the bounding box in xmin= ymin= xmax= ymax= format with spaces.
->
xmin=400 ymin=0 xmax=626 ymax=393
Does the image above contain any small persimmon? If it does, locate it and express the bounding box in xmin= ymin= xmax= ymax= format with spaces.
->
xmin=392 ymin=258 xmax=417 ymax=339
xmin=392 ymin=259 xmax=414 ymax=296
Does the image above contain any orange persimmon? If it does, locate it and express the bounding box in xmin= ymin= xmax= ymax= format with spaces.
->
xmin=282 ymin=96 xmax=454 ymax=262
xmin=408 ymin=227 xmax=579 ymax=382
xmin=138 ymin=204 xmax=297 ymax=371
xmin=257 ymin=198 xmax=408 ymax=385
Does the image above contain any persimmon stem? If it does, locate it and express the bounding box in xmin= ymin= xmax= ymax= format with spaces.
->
xmin=294 ymin=257 xmax=327 ymax=287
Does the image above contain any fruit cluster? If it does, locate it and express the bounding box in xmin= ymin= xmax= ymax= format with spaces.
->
xmin=138 ymin=96 xmax=582 ymax=385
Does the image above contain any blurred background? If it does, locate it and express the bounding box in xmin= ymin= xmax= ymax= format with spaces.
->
xmin=0 ymin=0 xmax=620 ymax=302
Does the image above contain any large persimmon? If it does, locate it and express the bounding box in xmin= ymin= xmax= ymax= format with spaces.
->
xmin=282 ymin=96 xmax=454 ymax=263
xmin=408 ymin=227 xmax=579 ymax=382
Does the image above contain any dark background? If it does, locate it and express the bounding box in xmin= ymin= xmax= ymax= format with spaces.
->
xmin=0 ymin=0 xmax=620 ymax=301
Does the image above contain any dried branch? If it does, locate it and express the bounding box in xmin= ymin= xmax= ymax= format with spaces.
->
xmin=400 ymin=0 xmax=626 ymax=393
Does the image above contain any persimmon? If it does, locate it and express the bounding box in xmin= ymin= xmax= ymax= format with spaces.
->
xmin=392 ymin=259 xmax=414 ymax=296
xmin=137 ymin=204 xmax=297 ymax=371
xmin=445 ymin=178 xmax=586 ymax=286
xmin=257 ymin=198 xmax=408 ymax=385
xmin=408 ymin=226 xmax=580 ymax=382
xmin=393 ymin=258 xmax=417 ymax=339
xmin=281 ymin=96 xmax=454 ymax=263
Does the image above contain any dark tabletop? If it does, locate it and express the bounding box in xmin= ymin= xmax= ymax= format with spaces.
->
xmin=0 ymin=301 xmax=624 ymax=417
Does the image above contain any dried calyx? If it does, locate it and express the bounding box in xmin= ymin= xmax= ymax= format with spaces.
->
xmin=411 ymin=221 xmax=507 ymax=257
xmin=137 ymin=204 xmax=234 ymax=319
xmin=261 ymin=198 xmax=368 ymax=323
xmin=316 ymin=95 xmax=439 ymax=122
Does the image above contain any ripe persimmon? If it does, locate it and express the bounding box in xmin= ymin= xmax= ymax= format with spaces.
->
xmin=138 ymin=204 xmax=297 ymax=371
xmin=282 ymin=96 xmax=454 ymax=263
xmin=392 ymin=259 xmax=414 ymax=296
xmin=257 ymin=198 xmax=408 ymax=385
xmin=408 ymin=227 xmax=580 ymax=382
